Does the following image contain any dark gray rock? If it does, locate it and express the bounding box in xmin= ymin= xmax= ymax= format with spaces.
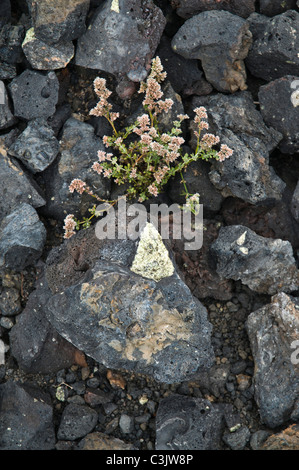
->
xmin=246 ymin=11 xmax=299 ymax=81
xmin=259 ymin=0 xmax=298 ymax=16
xmin=155 ymin=395 xmax=227 ymax=450
xmin=156 ymin=35 xmax=212 ymax=96
xmin=41 ymin=117 xmax=111 ymax=221
xmin=210 ymin=225 xmax=299 ymax=295
xmin=75 ymin=0 xmax=166 ymax=80
xmin=0 ymin=380 xmax=55 ymax=450
xmin=170 ymin=0 xmax=256 ymax=19
xmin=222 ymin=425 xmax=251 ymax=450
xmin=9 ymin=69 xmax=59 ymax=120
xmin=171 ymin=10 xmax=252 ymax=93
xmin=0 ymin=148 xmax=45 ymax=220
xmin=8 ymin=118 xmax=59 ymax=173
xmin=291 ymin=181 xmax=299 ymax=222
xmin=31 ymin=0 xmax=90 ymax=44
xmin=22 ymin=27 xmax=74 ymax=70
xmin=246 ymin=293 xmax=299 ymax=428
xmin=258 ymin=76 xmax=299 ymax=154
xmin=0 ymin=203 xmax=46 ymax=271
xmin=191 ymin=92 xmax=285 ymax=205
xmin=0 ymin=24 xmax=25 ymax=64
xmin=9 ymin=276 xmax=86 ymax=373
xmin=44 ymin=226 xmax=215 ymax=384
xmin=0 ymin=287 xmax=21 ymax=316
xmin=0 ymin=80 xmax=17 ymax=130
xmin=57 ymin=403 xmax=98 ymax=440
xmin=0 ymin=62 xmax=16 ymax=80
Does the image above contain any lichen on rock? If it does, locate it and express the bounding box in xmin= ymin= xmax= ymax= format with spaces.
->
xmin=130 ymin=222 xmax=175 ymax=282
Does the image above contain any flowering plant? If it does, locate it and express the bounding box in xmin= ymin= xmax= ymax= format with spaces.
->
xmin=63 ymin=57 xmax=233 ymax=239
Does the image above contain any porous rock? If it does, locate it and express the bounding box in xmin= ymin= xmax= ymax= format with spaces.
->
xmin=8 ymin=69 xmax=59 ymax=120
xmin=22 ymin=27 xmax=75 ymax=70
xmin=45 ymin=225 xmax=215 ymax=384
xmin=246 ymin=11 xmax=299 ymax=81
xmin=246 ymin=293 xmax=299 ymax=428
xmin=170 ymin=0 xmax=256 ymax=19
xmin=191 ymin=92 xmax=285 ymax=205
xmin=210 ymin=225 xmax=299 ymax=295
xmin=8 ymin=118 xmax=60 ymax=173
xmin=258 ymin=75 xmax=299 ymax=154
xmin=75 ymin=0 xmax=166 ymax=81
xmin=171 ymin=10 xmax=252 ymax=93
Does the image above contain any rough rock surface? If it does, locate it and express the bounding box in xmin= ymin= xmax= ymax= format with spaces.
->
xmin=246 ymin=11 xmax=299 ymax=81
xmin=44 ymin=226 xmax=214 ymax=383
xmin=191 ymin=92 xmax=285 ymax=204
xmin=246 ymin=293 xmax=299 ymax=428
xmin=22 ymin=27 xmax=75 ymax=70
xmin=0 ymin=380 xmax=56 ymax=450
xmin=210 ymin=225 xmax=299 ymax=295
xmin=155 ymin=394 xmax=232 ymax=450
xmin=260 ymin=424 xmax=299 ymax=450
xmin=259 ymin=0 xmax=298 ymax=16
xmin=8 ymin=118 xmax=60 ymax=173
xmin=258 ymin=76 xmax=299 ymax=154
xmin=8 ymin=69 xmax=59 ymax=120
xmin=0 ymin=203 xmax=46 ymax=272
xmin=170 ymin=0 xmax=256 ymax=19
xmin=171 ymin=10 xmax=252 ymax=93
xmin=75 ymin=0 xmax=166 ymax=81
xmin=0 ymin=146 xmax=45 ymax=220
xmin=30 ymin=0 xmax=90 ymax=44
xmin=291 ymin=181 xmax=299 ymax=223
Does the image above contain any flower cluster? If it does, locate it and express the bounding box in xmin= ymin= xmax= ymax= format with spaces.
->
xmin=63 ymin=56 xmax=233 ymax=239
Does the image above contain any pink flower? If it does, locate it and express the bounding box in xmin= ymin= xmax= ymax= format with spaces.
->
xmin=103 ymin=168 xmax=113 ymax=177
xmin=217 ymin=144 xmax=234 ymax=162
xmin=194 ymin=106 xmax=208 ymax=121
xmin=130 ymin=168 xmax=137 ymax=178
xmin=200 ymin=133 xmax=220 ymax=148
xmin=148 ymin=183 xmax=159 ymax=197
xmin=92 ymin=162 xmax=104 ymax=174
xmin=69 ymin=178 xmax=86 ymax=194
xmin=63 ymin=214 xmax=76 ymax=239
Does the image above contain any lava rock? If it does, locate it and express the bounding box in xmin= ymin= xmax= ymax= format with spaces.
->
xmin=75 ymin=0 xmax=166 ymax=80
xmin=8 ymin=118 xmax=60 ymax=173
xmin=22 ymin=27 xmax=75 ymax=70
xmin=210 ymin=225 xmax=299 ymax=295
xmin=191 ymin=92 xmax=285 ymax=205
xmin=246 ymin=293 xmax=299 ymax=428
xmin=259 ymin=0 xmax=298 ymax=16
xmin=41 ymin=117 xmax=111 ymax=221
xmin=44 ymin=225 xmax=215 ymax=384
xmin=9 ymin=69 xmax=59 ymax=120
xmin=0 ymin=62 xmax=16 ymax=80
xmin=156 ymin=35 xmax=213 ymax=96
xmin=0 ymin=287 xmax=21 ymax=316
xmin=155 ymin=395 xmax=227 ymax=450
xmin=171 ymin=10 xmax=252 ymax=93
xmin=57 ymin=403 xmax=98 ymax=441
xmin=0 ymin=24 xmax=25 ymax=64
xmin=0 ymin=203 xmax=46 ymax=271
xmin=0 ymin=147 xmax=45 ymax=220
xmin=30 ymin=0 xmax=90 ymax=44
xmin=0 ymin=80 xmax=17 ymax=130
xmin=245 ymin=11 xmax=299 ymax=81
xmin=260 ymin=424 xmax=299 ymax=450
xmin=258 ymin=76 xmax=299 ymax=154
xmin=0 ymin=380 xmax=55 ymax=450
xmin=170 ymin=0 xmax=256 ymax=19
xmin=222 ymin=425 xmax=251 ymax=450
xmin=291 ymin=181 xmax=299 ymax=222
xmin=9 ymin=276 xmax=87 ymax=374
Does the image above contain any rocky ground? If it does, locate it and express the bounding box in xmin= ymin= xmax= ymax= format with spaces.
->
xmin=0 ymin=0 xmax=299 ymax=452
